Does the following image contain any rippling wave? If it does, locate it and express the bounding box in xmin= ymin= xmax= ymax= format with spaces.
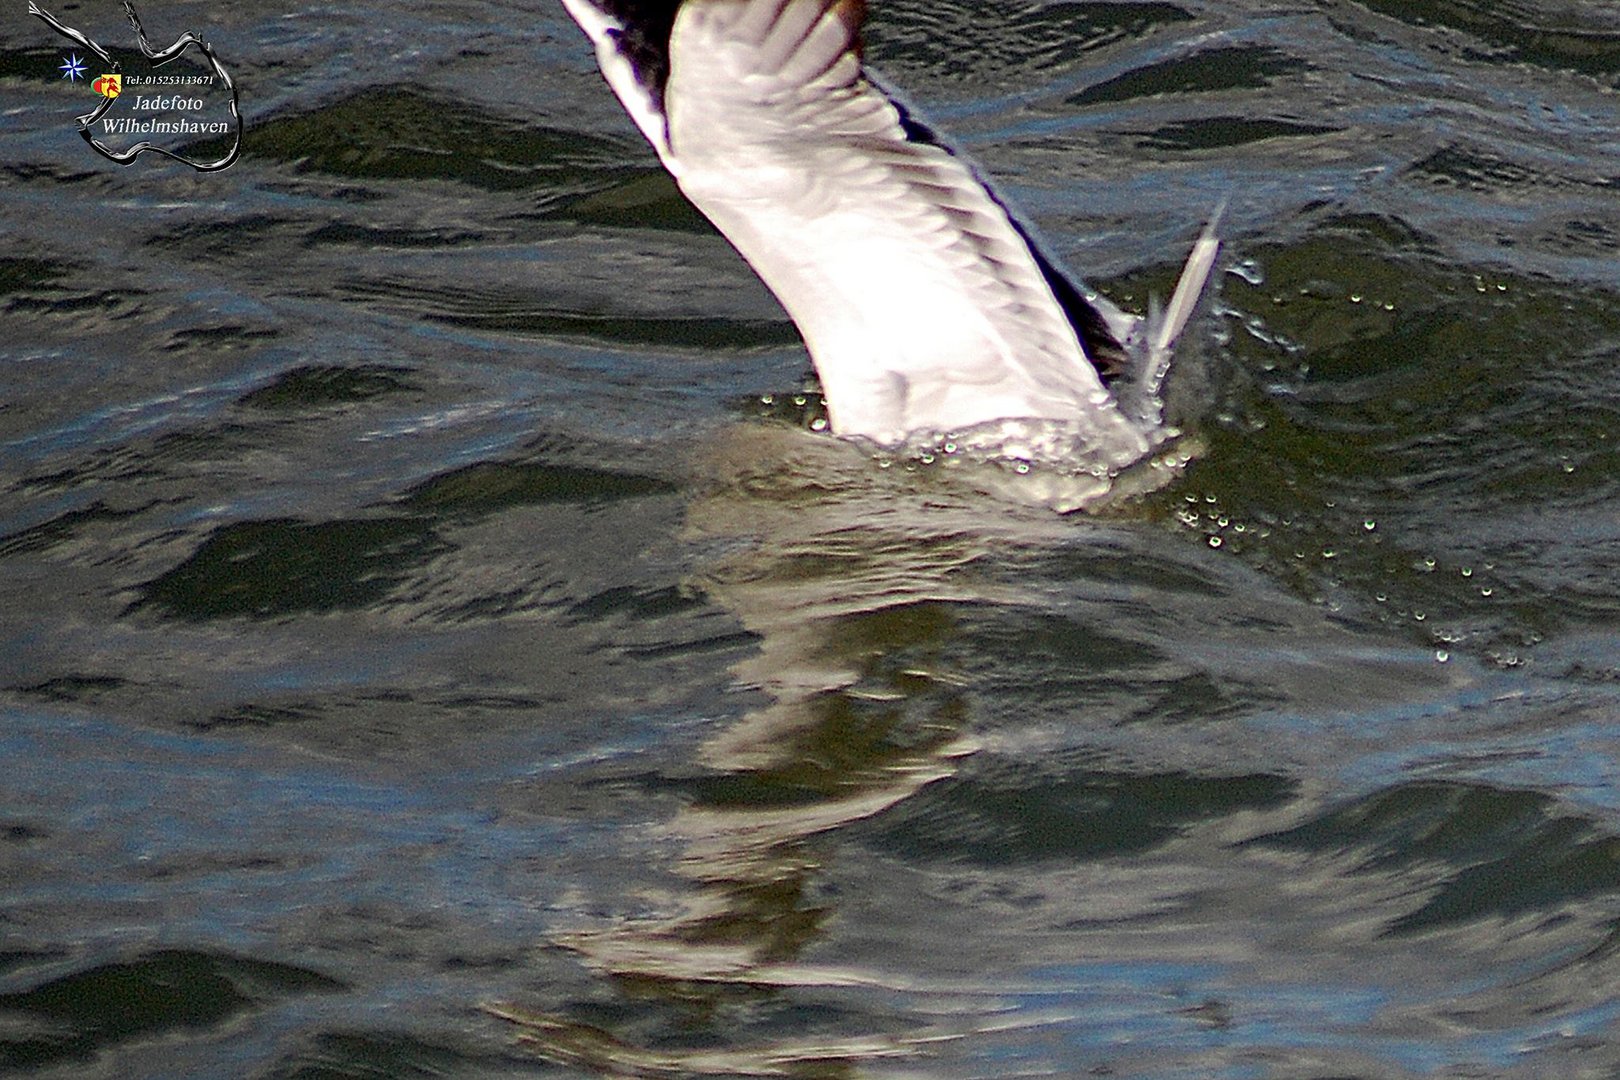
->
xmin=4 ymin=0 xmax=1620 ymax=1076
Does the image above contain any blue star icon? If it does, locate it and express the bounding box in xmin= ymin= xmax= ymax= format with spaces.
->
xmin=58 ymin=53 xmax=86 ymax=81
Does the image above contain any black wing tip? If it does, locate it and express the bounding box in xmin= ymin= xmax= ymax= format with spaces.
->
xmin=597 ymin=0 xmax=683 ymax=108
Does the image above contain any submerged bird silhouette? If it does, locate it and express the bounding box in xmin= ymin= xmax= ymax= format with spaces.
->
xmin=560 ymin=0 xmax=1219 ymax=458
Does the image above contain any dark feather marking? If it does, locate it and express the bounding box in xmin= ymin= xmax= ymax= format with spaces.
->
xmin=1028 ymin=245 xmax=1131 ymax=379
xmin=599 ymin=0 xmax=681 ymax=111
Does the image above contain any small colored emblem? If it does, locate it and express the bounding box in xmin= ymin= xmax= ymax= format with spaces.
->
xmin=92 ymin=73 xmax=122 ymax=98
xmin=58 ymin=53 xmax=86 ymax=80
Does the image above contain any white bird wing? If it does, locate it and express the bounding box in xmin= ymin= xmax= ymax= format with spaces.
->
xmin=662 ymin=0 xmax=1133 ymax=444
xmin=558 ymin=0 xmax=1222 ymax=455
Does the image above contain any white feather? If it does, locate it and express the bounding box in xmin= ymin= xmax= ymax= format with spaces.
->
xmin=558 ymin=0 xmax=1219 ymax=455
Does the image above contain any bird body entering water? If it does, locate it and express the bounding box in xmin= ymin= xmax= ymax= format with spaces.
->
xmin=559 ymin=0 xmax=1219 ymax=461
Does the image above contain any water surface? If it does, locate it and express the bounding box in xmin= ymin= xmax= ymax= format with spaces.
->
xmin=4 ymin=0 xmax=1620 ymax=1076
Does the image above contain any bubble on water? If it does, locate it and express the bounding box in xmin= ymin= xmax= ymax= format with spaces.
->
xmin=1209 ymin=536 xmax=1222 ymax=548
xmin=1436 ymin=649 xmax=1450 ymax=663
xmin=1364 ymin=519 xmax=1377 ymax=531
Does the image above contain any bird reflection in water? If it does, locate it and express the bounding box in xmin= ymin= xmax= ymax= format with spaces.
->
xmin=483 ymin=425 xmax=1095 ymax=1073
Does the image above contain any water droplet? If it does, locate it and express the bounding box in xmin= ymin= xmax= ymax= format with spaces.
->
xmin=1209 ymin=536 xmax=1223 ymax=548
xmin=1481 ymin=587 xmax=1493 ymax=597
xmin=1460 ymin=567 xmax=1472 ymax=577
xmin=1414 ymin=611 xmax=1426 ymax=622
xmin=1322 ymin=548 xmax=1337 ymax=559
xmin=1436 ymin=649 xmax=1450 ymax=663
xmin=1229 ymin=259 xmax=1265 ymax=285
xmin=1350 ymin=293 xmax=1363 ymax=304
xmin=1422 ymin=557 xmax=1437 ymax=571
xmin=810 ymin=417 xmax=828 ymax=432
xmin=1364 ymin=519 xmax=1377 ymax=531
xmin=1014 ymin=462 xmax=1030 ymax=475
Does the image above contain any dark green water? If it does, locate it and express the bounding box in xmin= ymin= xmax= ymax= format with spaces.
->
xmin=4 ymin=0 xmax=1620 ymax=1076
